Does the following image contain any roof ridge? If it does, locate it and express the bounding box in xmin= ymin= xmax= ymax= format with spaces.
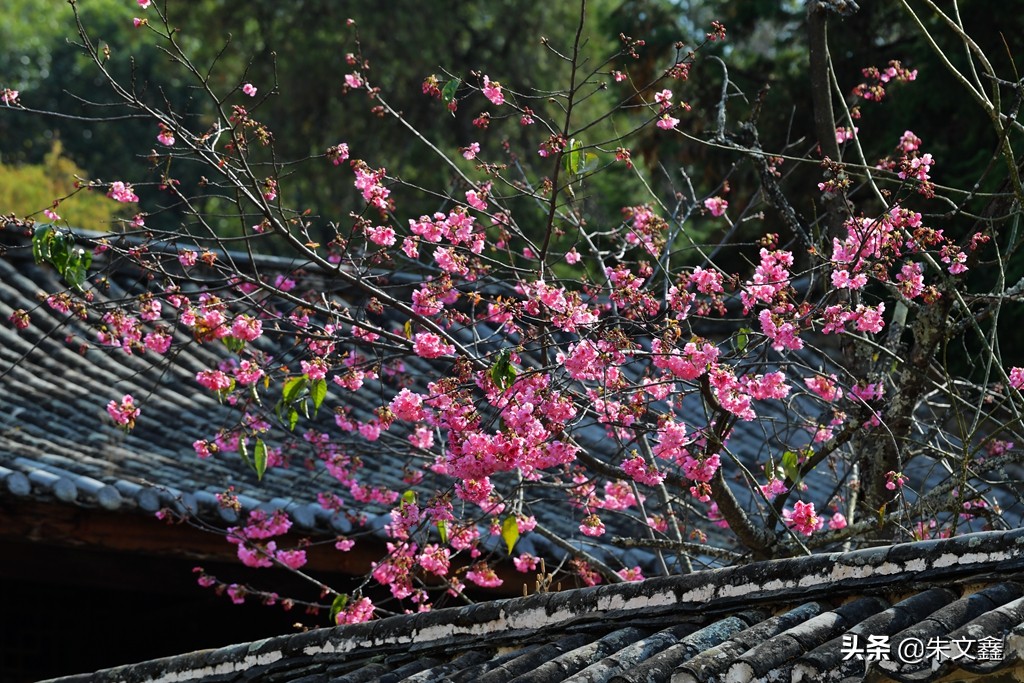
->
xmin=46 ymin=527 xmax=1024 ymax=683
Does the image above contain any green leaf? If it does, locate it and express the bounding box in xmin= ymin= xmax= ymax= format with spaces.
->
xmin=781 ymin=450 xmax=800 ymax=483
xmin=489 ymin=349 xmax=517 ymax=390
xmin=437 ymin=519 xmax=448 ymax=544
xmin=223 ymin=336 xmax=246 ymax=353
xmin=287 ymin=407 xmax=299 ymax=431
xmin=501 ymin=516 xmax=519 ymax=555
xmin=329 ymin=594 xmax=349 ymax=624
xmin=563 ymin=138 xmax=584 ymax=175
xmin=239 ymin=437 xmax=253 ymax=470
xmin=32 ymin=225 xmax=53 ymax=264
xmin=311 ymin=378 xmax=327 ymax=414
xmin=736 ymin=327 xmax=750 ymax=352
xmin=402 ymin=490 xmax=417 ymax=507
xmin=64 ymin=245 xmax=91 ymax=291
xmin=441 ymin=77 xmax=460 ymax=105
xmin=253 ymin=438 xmax=268 ymax=481
xmin=31 ymin=225 xmax=91 ymax=292
xmin=580 ymin=152 xmax=599 ymax=174
xmin=282 ymin=376 xmax=308 ymax=404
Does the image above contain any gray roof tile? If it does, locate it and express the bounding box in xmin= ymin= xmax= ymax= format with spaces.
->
xmin=4 ymin=226 xmax=1023 ymax=582
xmin=43 ymin=529 xmax=1024 ymax=683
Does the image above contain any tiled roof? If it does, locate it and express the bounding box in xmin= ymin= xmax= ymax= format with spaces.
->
xmin=0 ymin=242 xmax=349 ymax=533
xmin=0 ymin=228 xmax=656 ymax=568
xmin=45 ymin=528 xmax=1024 ymax=682
xmin=1 ymin=224 xmax=1020 ymax=575
xmin=0 ymin=227 xmax=813 ymax=571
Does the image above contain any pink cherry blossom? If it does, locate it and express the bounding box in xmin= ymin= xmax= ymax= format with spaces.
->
xmin=462 ymin=142 xmax=481 ymax=160
xmin=366 ymin=225 xmax=396 ymax=246
xmin=196 ymin=369 xmax=232 ymax=391
xmin=301 ymin=358 xmax=328 ymax=381
xmin=894 ymin=262 xmax=924 ymax=298
xmin=230 ymin=315 xmax=263 ymax=341
xmin=831 ymin=269 xmax=868 ymax=291
xmin=741 ymin=248 xmax=794 ymax=312
xmin=617 ymin=566 xmax=644 ymax=581
xmin=621 ymin=455 xmax=666 ymax=486
xmin=156 ymin=124 xmax=175 ymax=146
xmin=805 ymin=374 xmax=843 ymax=402
xmin=576 ymin=562 xmax=602 ymax=587
xmin=8 ymin=309 xmax=30 ymax=330
xmin=107 ymin=181 xmax=139 ymax=203
xmin=850 ymin=381 xmax=885 ymax=402
xmin=579 ymin=513 xmax=606 ymax=537
xmin=335 ymin=597 xmax=374 ymax=624
xmin=835 ymin=126 xmax=857 ymax=143
xmin=899 ymin=130 xmax=922 ymax=152
xmin=262 ymin=178 xmax=277 ymax=201
xmin=690 ymin=266 xmax=724 ymax=293
xmin=233 ymin=360 xmax=264 ymax=385
xmin=144 ymin=330 xmax=172 ymax=354
xmin=465 ymin=564 xmax=503 ymax=587
xmin=274 ymin=548 xmax=307 ymax=570
xmin=242 ymin=83 xmax=257 ymax=97
xmin=481 ymin=76 xmax=504 ymax=105
xmin=236 ymin=542 xmax=274 ymax=568
xmin=357 ymin=420 xmax=381 ymax=441
xmin=761 ymin=479 xmax=788 ymax=501
xmin=704 ymin=196 xmax=728 ymax=217
xmin=885 ymin=471 xmax=908 ymax=491
xmin=407 ymin=423 xmax=432 ymax=450
xmin=328 ymin=142 xmax=350 ymax=165
xmin=193 ymin=568 xmax=216 ymax=588
xmin=514 ymin=553 xmax=539 ymax=573
xmin=193 ymin=440 xmax=214 ymax=459
xmin=656 ymin=113 xmax=679 ymax=130
xmin=417 ymin=544 xmax=450 ymax=576
xmin=852 ymin=302 xmax=886 ymax=334
xmin=758 ymin=309 xmax=803 ymax=352
xmin=390 ymin=388 xmax=426 ymax=421
xmin=413 ymin=331 xmax=454 ymax=359
xmin=784 ymin=501 xmax=823 ymax=536
xmin=226 ymin=584 xmax=246 ymax=604
xmin=682 ymin=454 xmax=720 ymax=483
xmin=107 ymin=394 xmax=141 ymax=428
xmin=273 ymin=274 xmax=296 ymax=292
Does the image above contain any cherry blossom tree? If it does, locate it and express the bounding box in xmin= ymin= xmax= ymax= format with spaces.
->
xmin=4 ymin=0 xmax=1024 ymax=624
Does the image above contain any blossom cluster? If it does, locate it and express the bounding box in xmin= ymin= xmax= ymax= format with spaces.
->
xmin=19 ymin=9 xmax=1020 ymax=629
